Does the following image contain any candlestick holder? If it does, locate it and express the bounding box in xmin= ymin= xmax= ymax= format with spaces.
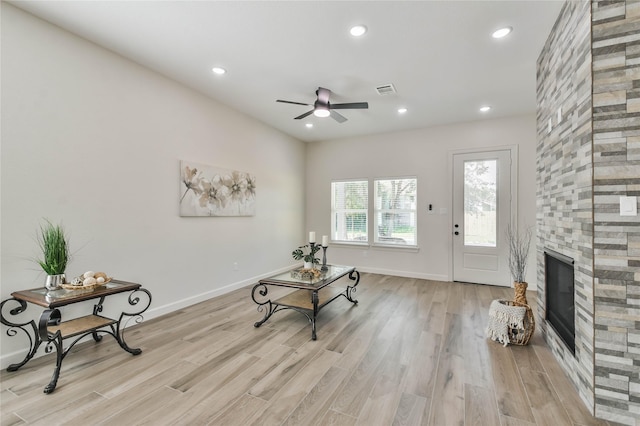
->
xmin=310 ymin=242 xmax=318 ymax=270
xmin=321 ymin=246 xmax=328 ymax=271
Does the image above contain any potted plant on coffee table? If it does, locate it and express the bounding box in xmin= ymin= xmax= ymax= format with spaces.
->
xmin=292 ymin=244 xmax=321 ymax=269
xmin=36 ymin=219 xmax=70 ymax=290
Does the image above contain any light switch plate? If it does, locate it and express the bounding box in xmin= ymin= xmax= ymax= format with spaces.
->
xmin=620 ymin=196 xmax=637 ymax=216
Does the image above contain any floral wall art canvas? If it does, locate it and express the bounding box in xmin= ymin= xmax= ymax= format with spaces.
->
xmin=180 ymin=160 xmax=256 ymax=217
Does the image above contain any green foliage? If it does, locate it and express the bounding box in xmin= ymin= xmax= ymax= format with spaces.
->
xmin=292 ymin=244 xmax=321 ymax=264
xmin=464 ymin=161 xmax=496 ymax=217
xmin=36 ymin=220 xmax=69 ymax=275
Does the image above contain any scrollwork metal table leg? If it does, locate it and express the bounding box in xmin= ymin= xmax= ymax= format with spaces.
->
xmin=346 ymin=270 xmax=360 ymax=304
xmin=92 ymin=297 xmax=105 ymax=342
xmin=252 ymin=283 xmax=277 ymax=328
xmin=115 ymin=288 xmax=152 ymax=356
xmin=43 ymin=333 xmax=63 ymax=394
xmin=1 ymin=298 xmax=42 ymax=372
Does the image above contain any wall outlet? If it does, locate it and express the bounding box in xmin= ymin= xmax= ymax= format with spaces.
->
xmin=233 ymin=262 xmax=238 ymax=271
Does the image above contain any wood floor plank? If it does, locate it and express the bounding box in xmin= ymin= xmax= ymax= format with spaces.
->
xmin=518 ymin=366 xmax=573 ymax=426
xmin=532 ymin=334 xmax=611 ymax=426
xmin=208 ymin=394 xmax=267 ymax=426
xmin=316 ymin=410 xmax=357 ymax=426
xmin=282 ymin=366 xmax=349 ymax=425
xmin=464 ymin=384 xmax=501 ymax=426
xmin=428 ymin=312 xmax=465 ymax=426
xmin=354 ymin=349 xmax=407 ymax=426
xmin=329 ymin=335 xmax=395 ymax=417
xmin=488 ymin=339 xmax=536 ymax=423
xmin=248 ymin=341 xmax=337 ymax=401
xmin=403 ymin=331 xmax=441 ymax=398
xmin=462 ymin=284 xmax=494 ymax=389
xmin=391 ymin=392 xmax=428 ymax=426
xmin=246 ymin=349 xmax=344 ymax=426
xmin=0 ymin=274 xmax=611 ymax=426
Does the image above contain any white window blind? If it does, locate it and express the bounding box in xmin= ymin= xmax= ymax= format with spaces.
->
xmin=374 ymin=178 xmax=417 ymax=246
xmin=331 ymin=180 xmax=368 ymax=243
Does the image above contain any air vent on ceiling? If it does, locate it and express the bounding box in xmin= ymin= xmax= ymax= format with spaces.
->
xmin=376 ymin=83 xmax=397 ymax=95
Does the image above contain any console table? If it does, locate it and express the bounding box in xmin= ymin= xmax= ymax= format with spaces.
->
xmin=251 ymin=265 xmax=359 ymax=340
xmin=0 ymin=280 xmax=151 ymax=393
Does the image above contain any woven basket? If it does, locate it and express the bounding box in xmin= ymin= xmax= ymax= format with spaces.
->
xmin=499 ymin=299 xmax=535 ymax=345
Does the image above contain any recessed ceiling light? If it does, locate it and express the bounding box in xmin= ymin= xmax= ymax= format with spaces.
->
xmin=398 ymin=108 xmax=408 ymax=114
xmin=480 ymin=105 xmax=492 ymax=112
xmin=212 ymin=67 xmax=226 ymax=75
xmin=492 ymin=27 xmax=512 ymax=39
xmin=305 ymin=123 xmax=313 ymax=128
xmin=350 ymin=25 xmax=367 ymax=37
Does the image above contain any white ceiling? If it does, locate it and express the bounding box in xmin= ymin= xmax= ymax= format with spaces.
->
xmin=10 ymin=1 xmax=564 ymax=143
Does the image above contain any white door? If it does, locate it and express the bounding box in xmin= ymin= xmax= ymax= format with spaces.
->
xmin=452 ymin=149 xmax=513 ymax=286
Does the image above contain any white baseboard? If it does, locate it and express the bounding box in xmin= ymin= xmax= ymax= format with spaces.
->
xmin=356 ymin=266 xmax=449 ymax=282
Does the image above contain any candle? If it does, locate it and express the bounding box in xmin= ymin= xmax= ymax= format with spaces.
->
xmin=309 ymin=231 xmax=316 ymax=243
xmin=322 ymin=235 xmax=329 ymax=247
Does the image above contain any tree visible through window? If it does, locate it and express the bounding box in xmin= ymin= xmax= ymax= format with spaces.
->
xmin=463 ymin=160 xmax=497 ymax=246
xmin=331 ymin=180 xmax=368 ymax=242
xmin=374 ymin=178 xmax=417 ymax=246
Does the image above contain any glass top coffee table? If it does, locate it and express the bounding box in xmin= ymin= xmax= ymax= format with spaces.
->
xmin=251 ymin=265 xmax=360 ymax=340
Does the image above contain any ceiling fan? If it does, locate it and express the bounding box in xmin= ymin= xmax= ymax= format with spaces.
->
xmin=276 ymin=87 xmax=368 ymax=123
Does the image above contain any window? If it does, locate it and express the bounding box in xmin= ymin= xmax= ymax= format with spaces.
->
xmin=331 ymin=180 xmax=368 ymax=243
xmin=374 ymin=178 xmax=417 ymax=246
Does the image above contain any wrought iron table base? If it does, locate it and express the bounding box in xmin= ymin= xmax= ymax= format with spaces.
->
xmin=1 ymin=287 xmax=151 ymax=393
xmin=252 ymin=269 xmax=359 ymax=340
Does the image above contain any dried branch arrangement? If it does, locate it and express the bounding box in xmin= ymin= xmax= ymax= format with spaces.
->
xmin=506 ymin=224 xmax=532 ymax=283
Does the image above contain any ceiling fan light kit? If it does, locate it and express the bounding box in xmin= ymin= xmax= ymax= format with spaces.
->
xmin=276 ymin=87 xmax=368 ymax=123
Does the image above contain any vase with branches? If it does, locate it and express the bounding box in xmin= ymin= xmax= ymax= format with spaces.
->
xmin=506 ymin=224 xmax=532 ymax=305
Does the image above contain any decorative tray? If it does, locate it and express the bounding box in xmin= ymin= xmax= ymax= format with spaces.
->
xmin=60 ymin=278 xmax=111 ymax=290
xmin=290 ymin=268 xmax=324 ymax=282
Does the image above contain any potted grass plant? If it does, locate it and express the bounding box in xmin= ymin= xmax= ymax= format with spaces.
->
xmin=36 ymin=220 xmax=70 ymax=290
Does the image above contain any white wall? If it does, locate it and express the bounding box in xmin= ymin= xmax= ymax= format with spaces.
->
xmin=306 ymin=114 xmax=538 ymax=283
xmin=1 ymin=4 xmax=306 ymax=367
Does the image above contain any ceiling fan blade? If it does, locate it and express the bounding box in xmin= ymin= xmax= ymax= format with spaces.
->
xmin=316 ymin=87 xmax=331 ymax=104
xmin=277 ymin=100 xmax=311 ymax=106
xmin=294 ymin=110 xmax=314 ymax=120
xmin=330 ymin=102 xmax=369 ymax=110
xmin=330 ymin=110 xmax=348 ymax=123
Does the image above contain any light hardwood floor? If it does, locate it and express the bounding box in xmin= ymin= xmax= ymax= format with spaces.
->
xmin=1 ymin=274 xmax=611 ymax=425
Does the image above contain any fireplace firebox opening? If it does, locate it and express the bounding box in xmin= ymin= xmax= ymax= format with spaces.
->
xmin=544 ymin=249 xmax=575 ymax=354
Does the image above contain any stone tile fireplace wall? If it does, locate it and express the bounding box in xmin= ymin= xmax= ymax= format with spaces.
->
xmin=536 ymin=0 xmax=595 ymax=413
xmin=537 ymin=1 xmax=640 ymax=424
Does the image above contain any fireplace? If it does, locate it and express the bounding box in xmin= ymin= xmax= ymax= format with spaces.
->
xmin=544 ymin=249 xmax=575 ymax=354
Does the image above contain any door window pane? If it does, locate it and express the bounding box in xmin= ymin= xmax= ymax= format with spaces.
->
xmin=464 ymin=160 xmax=497 ymax=247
